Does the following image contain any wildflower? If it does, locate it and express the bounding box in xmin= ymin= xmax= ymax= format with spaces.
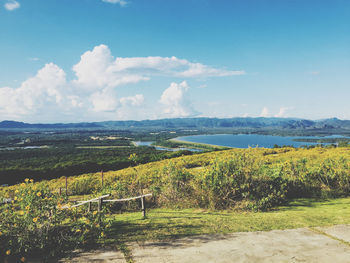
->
xmin=36 ymin=192 xmax=42 ymax=197
xmin=20 ymin=183 xmax=25 ymax=187
xmin=19 ymin=211 xmax=24 ymax=215
xmin=21 ymin=257 xmax=26 ymax=262
xmin=15 ymin=190 xmax=19 ymax=194
xmin=100 ymin=232 xmax=105 ymax=237
xmin=75 ymin=229 xmax=81 ymax=233
xmin=30 ymin=179 xmax=34 ymax=183
xmin=33 ymin=217 xmax=38 ymax=223
xmin=25 ymin=178 xmax=29 ymax=183
xmin=14 ymin=197 xmax=18 ymax=201
xmin=93 ymin=211 xmax=98 ymax=215
xmin=25 ymin=205 xmax=30 ymax=210
xmin=6 ymin=250 xmax=11 ymax=255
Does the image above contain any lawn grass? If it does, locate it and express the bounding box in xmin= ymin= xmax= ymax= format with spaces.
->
xmin=104 ymin=197 xmax=350 ymax=244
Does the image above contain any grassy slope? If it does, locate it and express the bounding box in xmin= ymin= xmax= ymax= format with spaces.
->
xmin=2 ymin=146 xmax=350 ymax=195
xmin=106 ymin=197 xmax=350 ymax=243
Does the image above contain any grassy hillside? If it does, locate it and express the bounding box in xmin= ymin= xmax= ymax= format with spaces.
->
xmin=3 ymin=146 xmax=350 ymax=209
xmin=3 ymin=146 xmax=350 ymax=261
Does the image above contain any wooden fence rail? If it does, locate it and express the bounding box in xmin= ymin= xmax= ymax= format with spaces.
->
xmin=63 ymin=193 xmax=152 ymax=218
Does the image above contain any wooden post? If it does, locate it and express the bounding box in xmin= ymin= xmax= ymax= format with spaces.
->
xmin=65 ymin=176 xmax=68 ymax=196
xmin=101 ymin=170 xmax=104 ymax=188
xmin=88 ymin=202 xmax=92 ymax=213
xmin=141 ymin=196 xmax=146 ymax=218
xmin=98 ymin=198 xmax=103 ymax=212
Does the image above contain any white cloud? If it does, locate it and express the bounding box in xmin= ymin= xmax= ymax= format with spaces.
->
xmin=72 ymin=45 xmax=244 ymax=91
xmin=4 ymin=0 xmax=20 ymax=11
xmin=160 ymin=81 xmax=198 ymax=118
xmin=0 ymin=63 xmax=67 ymax=118
xmin=120 ymin=94 xmax=144 ymax=106
xmin=102 ymin=0 xmax=128 ymax=6
xmin=72 ymin=45 xmax=149 ymax=90
xmin=274 ymin=107 xmax=293 ymax=117
xmin=260 ymin=107 xmax=269 ymax=117
xmin=0 ymin=44 xmax=242 ymax=122
xmin=91 ymin=88 xmax=119 ymax=112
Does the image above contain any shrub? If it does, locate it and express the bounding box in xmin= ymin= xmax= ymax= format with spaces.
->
xmin=0 ymin=180 xmax=107 ymax=262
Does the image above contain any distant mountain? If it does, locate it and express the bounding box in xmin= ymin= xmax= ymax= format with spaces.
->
xmin=0 ymin=120 xmax=102 ymax=129
xmin=2 ymin=117 xmax=350 ymax=130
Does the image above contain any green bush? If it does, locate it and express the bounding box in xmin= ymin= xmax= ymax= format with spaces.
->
xmin=70 ymin=176 xmax=100 ymax=195
xmin=0 ymin=180 xmax=107 ymax=262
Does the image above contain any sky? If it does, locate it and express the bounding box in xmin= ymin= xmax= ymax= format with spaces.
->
xmin=0 ymin=0 xmax=349 ymax=123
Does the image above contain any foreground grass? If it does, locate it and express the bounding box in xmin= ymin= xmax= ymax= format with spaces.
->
xmin=104 ymin=197 xmax=350 ymax=244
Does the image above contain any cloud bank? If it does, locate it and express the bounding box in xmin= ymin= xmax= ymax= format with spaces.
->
xmin=0 ymin=44 xmax=243 ymax=122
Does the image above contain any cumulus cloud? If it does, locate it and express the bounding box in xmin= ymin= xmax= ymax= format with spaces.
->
xmin=120 ymin=94 xmax=144 ymax=106
xmin=0 ymin=44 xmax=242 ymax=122
xmin=102 ymin=0 xmax=128 ymax=6
xmin=274 ymin=107 xmax=293 ymax=117
xmin=73 ymin=45 xmax=149 ymax=91
xmin=4 ymin=0 xmax=20 ymax=11
xmin=91 ymin=88 xmax=119 ymax=112
xmin=0 ymin=63 xmax=67 ymax=118
xmin=260 ymin=107 xmax=269 ymax=117
xmin=72 ymin=45 xmax=244 ymax=91
xmin=160 ymin=81 xmax=198 ymax=118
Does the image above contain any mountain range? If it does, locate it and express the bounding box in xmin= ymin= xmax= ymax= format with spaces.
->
xmin=1 ymin=117 xmax=350 ymax=130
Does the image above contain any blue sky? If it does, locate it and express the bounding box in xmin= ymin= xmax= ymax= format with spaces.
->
xmin=0 ymin=0 xmax=349 ymax=122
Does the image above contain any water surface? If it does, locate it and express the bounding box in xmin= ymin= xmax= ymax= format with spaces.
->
xmin=175 ymin=134 xmax=347 ymax=148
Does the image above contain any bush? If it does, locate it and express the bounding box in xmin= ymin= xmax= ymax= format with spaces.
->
xmin=70 ymin=176 xmax=100 ymax=195
xmin=0 ymin=180 xmax=107 ymax=262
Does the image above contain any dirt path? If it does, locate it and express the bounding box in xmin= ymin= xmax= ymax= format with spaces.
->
xmin=61 ymin=225 xmax=350 ymax=263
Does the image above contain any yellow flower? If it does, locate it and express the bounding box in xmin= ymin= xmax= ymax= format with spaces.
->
xmin=21 ymin=257 xmax=26 ymax=262
xmin=75 ymin=229 xmax=81 ymax=233
xmin=14 ymin=196 xmax=18 ymax=201
xmin=25 ymin=205 xmax=30 ymax=210
xmin=93 ymin=211 xmax=98 ymax=215
xmin=25 ymin=178 xmax=29 ymax=183
xmin=30 ymin=179 xmax=34 ymax=183
xmin=19 ymin=211 xmax=24 ymax=215
xmin=6 ymin=250 xmax=11 ymax=255
xmin=33 ymin=217 xmax=38 ymax=223
xmin=15 ymin=190 xmax=19 ymax=194
xmin=36 ymin=192 xmax=42 ymax=197
xmin=100 ymin=232 xmax=105 ymax=237
xmin=21 ymin=183 xmax=25 ymax=187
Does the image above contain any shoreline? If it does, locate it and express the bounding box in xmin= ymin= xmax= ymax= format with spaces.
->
xmin=169 ymin=138 xmax=230 ymax=150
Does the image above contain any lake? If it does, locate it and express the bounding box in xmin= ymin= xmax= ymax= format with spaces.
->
xmin=175 ymin=134 xmax=347 ymax=149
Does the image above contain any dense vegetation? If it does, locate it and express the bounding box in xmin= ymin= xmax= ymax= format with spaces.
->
xmin=2 ymin=146 xmax=350 ymax=260
xmin=4 ymin=146 xmax=350 ymax=210
xmin=0 ymin=131 xmax=201 ymax=185
xmin=0 ymin=180 xmax=108 ymax=262
xmin=0 ymin=146 xmax=195 ymax=185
